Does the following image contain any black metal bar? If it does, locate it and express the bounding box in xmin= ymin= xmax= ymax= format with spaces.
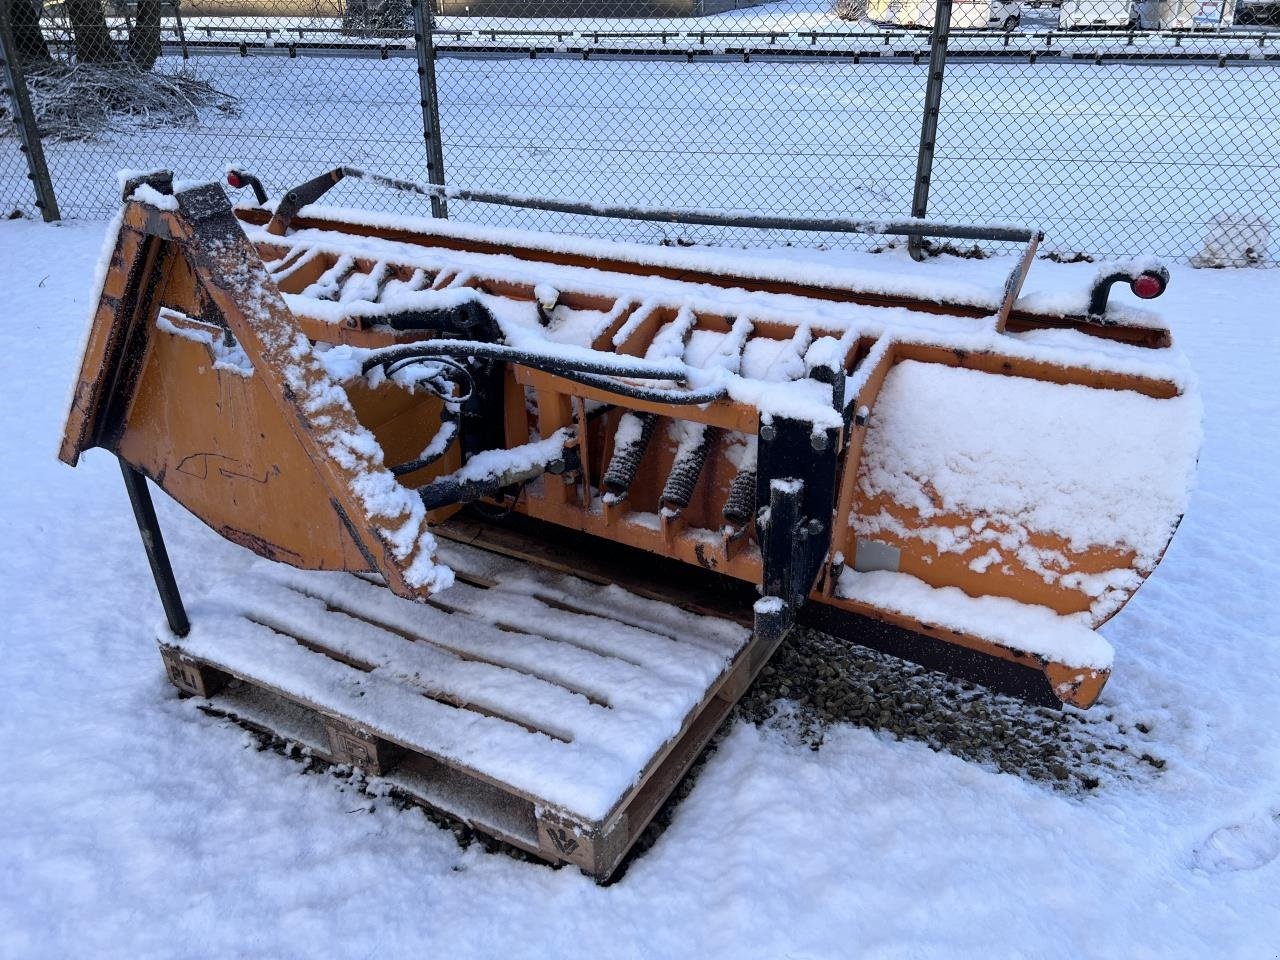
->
xmin=411 ymin=0 xmax=448 ymax=219
xmin=119 ymin=459 xmax=189 ymax=637
xmin=440 ymin=184 xmax=1034 ymax=242
xmin=0 ymin=4 xmax=60 ymax=221
xmin=756 ymin=417 xmax=840 ymax=609
xmin=271 ymin=164 xmax=1037 ymax=244
xmin=909 ymin=0 xmax=953 ymax=260
xmin=272 ymin=168 xmax=344 ymax=231
xmin=797 ymin=601 xmax=1060 ymax=707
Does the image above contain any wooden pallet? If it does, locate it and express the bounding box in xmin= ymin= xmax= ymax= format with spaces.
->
xmin=159 ymin=538 xmax=774 ymax=879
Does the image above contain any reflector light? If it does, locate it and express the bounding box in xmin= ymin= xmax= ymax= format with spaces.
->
xmin=1131 ymin=273 xmax=1164 ymax=299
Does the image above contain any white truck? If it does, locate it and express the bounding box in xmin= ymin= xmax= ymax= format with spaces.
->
xmin=866 ymin=0 xmax=1024 ymax=30
xmin=1058 ymin=0 xmax=1235 ymax=27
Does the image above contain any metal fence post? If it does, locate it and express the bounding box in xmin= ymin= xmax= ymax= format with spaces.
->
xmin=412 ymin=0 xmax=447 ymax=219
xmin=0 ymin=2 xmax=59 ymax=222
xmin=908 ymin=0 xmax=951 ymax=261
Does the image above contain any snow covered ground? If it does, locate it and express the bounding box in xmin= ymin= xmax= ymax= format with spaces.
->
xmin=2 ymin=216 xmax=1279 ymax=957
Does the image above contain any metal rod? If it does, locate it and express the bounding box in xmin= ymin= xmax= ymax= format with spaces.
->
xmin=337 ymin=165 xmax=1036 ymax=243
xmin=411 ymin=0 xmax=448 ymax=219
xmin=117 ymin=40 xmax=1280 ymax=70
xmin=909 ymin=0 xmax=953 ymax=260
xmin=119 ymin=459 xmax=190 ymax=637
xmin=0 ymin=4 xmax=60 ymax=222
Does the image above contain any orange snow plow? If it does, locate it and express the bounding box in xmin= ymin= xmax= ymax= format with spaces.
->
xmin=62 ymin=169 xmax=1200 ymax=714
xmin=60 ymin=169 xmax=1199 ymax=874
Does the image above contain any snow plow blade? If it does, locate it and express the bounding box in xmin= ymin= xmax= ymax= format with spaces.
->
xmin=63 ymin=171 xmax=1199 ymax=712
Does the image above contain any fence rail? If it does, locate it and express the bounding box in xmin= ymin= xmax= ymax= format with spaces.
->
xmin=3 ymin=0 xmax=1278 ymax=266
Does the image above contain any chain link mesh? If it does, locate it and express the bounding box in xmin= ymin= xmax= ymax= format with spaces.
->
xmin=2 ymin=0 xmax=1278 ymax=263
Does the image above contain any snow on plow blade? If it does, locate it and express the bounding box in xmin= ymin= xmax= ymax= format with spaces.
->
xmin=62 ymin=172 xmax=1199 ymax=711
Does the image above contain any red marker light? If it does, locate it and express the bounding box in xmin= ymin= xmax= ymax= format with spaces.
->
xmin=1131 ymin=272 xmax=1165 ymax=299
xmin=226 ymin=171 xmax=243 ymax=189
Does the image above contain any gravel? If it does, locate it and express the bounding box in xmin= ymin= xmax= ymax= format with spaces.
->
xmin=733 ymin=627 xmax=1165 ymax=793
xmin=202 ymin=624 xmax=1167 ymax=880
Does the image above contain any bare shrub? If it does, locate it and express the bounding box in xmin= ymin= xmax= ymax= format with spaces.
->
xmin=832 ymin=0 xmax=869 ymax=20
xmin=2 ymin=62 xmax=239 ymax=142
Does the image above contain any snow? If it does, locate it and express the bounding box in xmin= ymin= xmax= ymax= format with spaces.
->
xmin=836 ymin=568 xmax=1114 ymax=669
xmin=1192 ymin=213 xmax=1273 ymax=268
xmin=168 ymin=550 xmax=748 ymax=820
xmin=754 ymin=596 xmax=786 ymax=615
xmin=3 ymin=219 xmax=1280 ymax=957
xmin=852 ymin=358 xmax=1201 ymax=621
xmin=155 ymin=307 xmax=254 ymax=378
xmin=127 ymin=182 xmax=179 ymax=211
xmin=448 ymin=427 xmax=572 ymax=485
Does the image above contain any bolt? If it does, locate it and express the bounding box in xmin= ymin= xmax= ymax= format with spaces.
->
xmin=810 ymin=432 xmax=828 ymax=452
xmin=759 ymin=423 xmax=776 ymax=442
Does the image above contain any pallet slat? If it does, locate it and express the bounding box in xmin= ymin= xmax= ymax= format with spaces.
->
xmin=159 ymin=542 xmax=763 ymax=878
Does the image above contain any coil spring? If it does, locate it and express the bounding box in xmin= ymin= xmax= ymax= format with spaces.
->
xmin=722 ymin=466 xmax=757 ymax=527
xmin=660 ymin=427 xmax=713 ymax=512
xmin=602 ymin=412 xmax=658 ymax=496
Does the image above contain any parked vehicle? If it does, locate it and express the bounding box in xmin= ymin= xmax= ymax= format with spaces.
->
xmin=1060 ymin=0 xmax=1235 ymax=26
xmin=1135 ymin=0 xmax=1235 ymax=27
xmin=1237 ymin=0 xmax=1280 ymax=22
xmin=867 ymin=0 xmax=1023 ymax=29
xmin=1058 ymin=0 xmax=1137 ymax=28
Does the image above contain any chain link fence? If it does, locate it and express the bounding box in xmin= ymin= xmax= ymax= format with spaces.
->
xmin=2 ymin=0 xmax=1278 ymax=264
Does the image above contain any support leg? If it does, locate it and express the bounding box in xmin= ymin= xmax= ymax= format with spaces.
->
xmin=119 ymin=458 xmax=189 ymax=637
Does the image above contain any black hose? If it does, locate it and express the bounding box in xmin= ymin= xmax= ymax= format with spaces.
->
xmin=388 ymin=407 xmax=460 ymax=477
xmin=383 ymin=355 xmax=475 ymax=403
xmin=567 ymin=370 xmax=727 ymax=405
xmin=363 ymin=341 xmax=727 ymax=405
xmin=361 ymin=340 xmax=688 ymax=382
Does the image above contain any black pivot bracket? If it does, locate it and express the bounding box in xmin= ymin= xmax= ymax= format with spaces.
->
xmin=753 ymin=416 xmax=841 ymax=644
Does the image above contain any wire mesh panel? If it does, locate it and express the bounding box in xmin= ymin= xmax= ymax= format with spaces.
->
xmin=428 ymin=2 xmax=931 ymax=246
xmin=435 ymin=51 xmax=930 ymax=248
xmin=2 ymin=0 xmax=433 ymax=218
xmin=0 ymin=27 xmax=40 ymax=218
xmin=1 ymin=0 xmax=1279 ymax=263
xmin=928 ymin=25 xmax=1280 ymax=263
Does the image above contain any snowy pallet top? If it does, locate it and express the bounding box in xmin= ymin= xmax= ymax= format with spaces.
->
xmin=163 ymin=541 xmax=751 ymax=822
